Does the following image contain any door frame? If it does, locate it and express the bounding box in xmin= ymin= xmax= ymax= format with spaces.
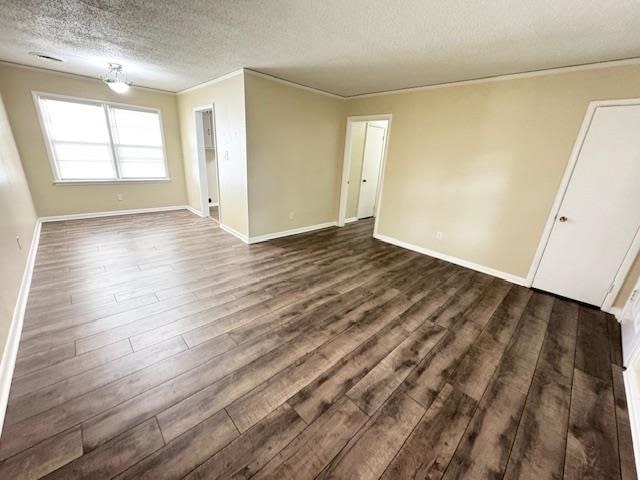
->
xmin=526 ymin=98 xmax=640 ymax=312
xmin=193 ymin=104 xmax=222 ymax=220
xmin=338 ymin=114 xmax=392 ymax=233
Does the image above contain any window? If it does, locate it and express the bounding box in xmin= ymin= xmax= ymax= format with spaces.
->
xmin=35 ymin=94 xmax=168 ymax=182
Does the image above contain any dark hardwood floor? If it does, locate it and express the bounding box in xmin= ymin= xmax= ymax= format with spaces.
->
xmin=0 ymin=210 xmax=635 ymax=479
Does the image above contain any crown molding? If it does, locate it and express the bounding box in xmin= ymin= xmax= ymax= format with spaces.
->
xmin=176 ymin=69 xmax=245 ymax=94
xmin=243 ymin=69 xmax=345 ymax=100
xmin=0 ymin=60 xmax=176 ymax=95
xmin=346 ymin=57 xmax=640 ymax=99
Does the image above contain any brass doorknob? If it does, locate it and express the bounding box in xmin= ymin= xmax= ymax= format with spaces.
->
xmin=558 ymin=216 xmax=568 ymax=222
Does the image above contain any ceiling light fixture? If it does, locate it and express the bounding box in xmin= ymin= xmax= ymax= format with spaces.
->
xmin=102 ymin=63 xmax=132 ymax=93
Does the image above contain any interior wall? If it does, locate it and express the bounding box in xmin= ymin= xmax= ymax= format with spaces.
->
xmin=0 ymin=63 xmax=187 ymax=216
xmin=346 ymin=122 xmax=366 ymax=219
xmin=243 ymin=73 xmax=345 ymax=237
xmin=177 ymin=72 xmax=249 ymax=236
xmin=344 ymin=64 xmax=640 ymax=305
xmin=0 ymin=92 xmax=37 ymax=363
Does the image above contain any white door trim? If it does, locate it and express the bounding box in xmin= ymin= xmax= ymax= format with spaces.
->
xmin=193 ymin=104 xmax=222 ymax=220
xmin=338 ymin=114 xmax=393 ymax=230
xmin=526 ymin=98 xmax=640 ymax=312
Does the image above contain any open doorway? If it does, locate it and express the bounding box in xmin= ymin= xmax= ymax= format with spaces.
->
xmin=338 ymin=115 xmax=391 ymax=228
xmin=194 ymin=105 xmax=221 ymax=221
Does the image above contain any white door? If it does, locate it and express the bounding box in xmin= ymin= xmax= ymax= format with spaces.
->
xmin=357 ymin=124 xmax=386 ymax=218
xmin=533 ymin=104 xmax=640 ymax=306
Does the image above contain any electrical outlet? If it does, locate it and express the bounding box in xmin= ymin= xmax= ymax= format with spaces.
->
xmin=117 ymin=193 xmax=123 ymax=201
xmin=289 ymin=211 xmax=295 ymax=220
xmin=436 ymin=231 xmax=443 ymax=241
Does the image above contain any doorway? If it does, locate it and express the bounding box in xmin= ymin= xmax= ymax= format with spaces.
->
xmin=531 ymin=100 xmax=640 ymax=309
xmin=338 ymin=115 xmax=391 ymax=228
xmin=194 ymin=105 xmax=221 ymax=221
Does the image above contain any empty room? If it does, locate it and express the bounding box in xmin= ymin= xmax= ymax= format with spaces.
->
xmin=1 ymin=1 xmax=640 ymax=479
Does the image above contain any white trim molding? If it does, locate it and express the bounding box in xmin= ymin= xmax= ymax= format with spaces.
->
xmin=249 ymin=222 xmax=337 ymax=244
xmin=0 ymin=220 xmax=41 ymax=434
xmin=177 ymin=69 xmax=245 ymax=95
xmin=345 ymin=217 xmax=359 ymax=224
xmin=526 ymin=97 xmax=640 ymax=313
xmin=374 ymin=232 xmax=529 ymax=287
xmin=220 ymin=223 xmax=250 ymax=244
xmin=346 ymin=57 xmax=640 ymax=99
xmin=244 ymin=69 xmax=344 ymax=100
xmin=338 ymin=114 xmax=393 ymax=229
xmin=39 ymin=205 xmax=195 ymax=222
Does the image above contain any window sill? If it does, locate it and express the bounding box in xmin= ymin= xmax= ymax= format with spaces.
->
xmin=53 ymin=178 xmax=171 ymax=185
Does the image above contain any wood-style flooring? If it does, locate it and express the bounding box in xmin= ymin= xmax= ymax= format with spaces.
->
xmin=0 ymin=210 xmax=635 ymax=479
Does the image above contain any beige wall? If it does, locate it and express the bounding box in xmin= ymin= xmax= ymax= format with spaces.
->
xmin=177 ymin=73 xmax=249 ymax=236
xmin=244 ymin=73 xmax=345 ymax=237
xmin=0 ymin=92 xmax=37 ymax=362
xmin=0 ymin=63 xmax=187 ymax=216
xmin=346 ymin=122 xmax=366 ymax=219
xmin=345 ymin=65 xmax=640 ymax=306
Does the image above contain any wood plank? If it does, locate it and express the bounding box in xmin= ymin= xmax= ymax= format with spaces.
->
xmin=404 ymin=321 xmax=481 ymax=408
xmin=252 ymin=397 xmax=368 ymax=479
xmin=564 ymin=368 xmax=621 ymax=479
xmin=443 ymin=380 xmax=527 ymax=479
xmin=490 ymin=292 xmax=554 ymax=395
xmin=5 ymin=336 xmax=189 ymax=426
xmin=114 ymin=410 xmax=238 ymax=479
xmin=346 ymin=322 xmax=447 ymax=415
xmin=381 ymin=384 xmax=476 ymax=479
xmin=503 ymin=300 xmax=578 ymax=480
xmin=482 ymin=285 xmax=533 ymax=343
xmin=44 ymin=418 xmax=163 ymax=479
xmin=575 ymin=306 xmax=613 ymax=382
xmin=0 ymin=428 xmax=82 ymax=480
xmin=183 ymin=404 xmax=307 ymax=479
xmin=318 ymin=392 xmax=425 ymax=480
xmin=9 ymin=338 xmax=132 ymax=399
xmin=159 ymin=290 xmax=408 ymax=441
xmin=13 ymin=343 xmax=75 ymax=378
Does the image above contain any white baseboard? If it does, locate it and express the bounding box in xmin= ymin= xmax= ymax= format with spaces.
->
xmin=374 ymin=232 xmax=529 ymax=287
xmin=39 ymin=205 xmax=192 ymax=222
xmin=0 ymin=219 xmax=41 ymax=435
xmin=249 ymin=221 xmax=337 ymax=244
xmin=208 ymin=202 xmax=219 ymax=207
xmin=220 ymin=223 xmax=250 ymax=244
xmin=183 ymin=205 xmax=206 ymax=217
xmin=345 ymin=217 xmax=359 ymax=224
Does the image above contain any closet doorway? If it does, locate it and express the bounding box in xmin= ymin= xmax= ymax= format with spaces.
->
xmin=338 ymin=115 xmax=391 ymax=229
xmin=194 ymin=105 xmax=221 ymax=221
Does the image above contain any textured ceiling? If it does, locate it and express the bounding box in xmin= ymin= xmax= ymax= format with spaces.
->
xmin=1 ymin=0 xmax=640 ymax=96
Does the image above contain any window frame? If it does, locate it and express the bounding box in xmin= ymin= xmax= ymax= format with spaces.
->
xmin=32 ymin=91 xmax=171 ymax=184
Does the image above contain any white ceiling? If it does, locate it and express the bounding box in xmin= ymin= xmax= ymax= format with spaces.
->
xmin=1 ymin=0 xmax=640 ymax=96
